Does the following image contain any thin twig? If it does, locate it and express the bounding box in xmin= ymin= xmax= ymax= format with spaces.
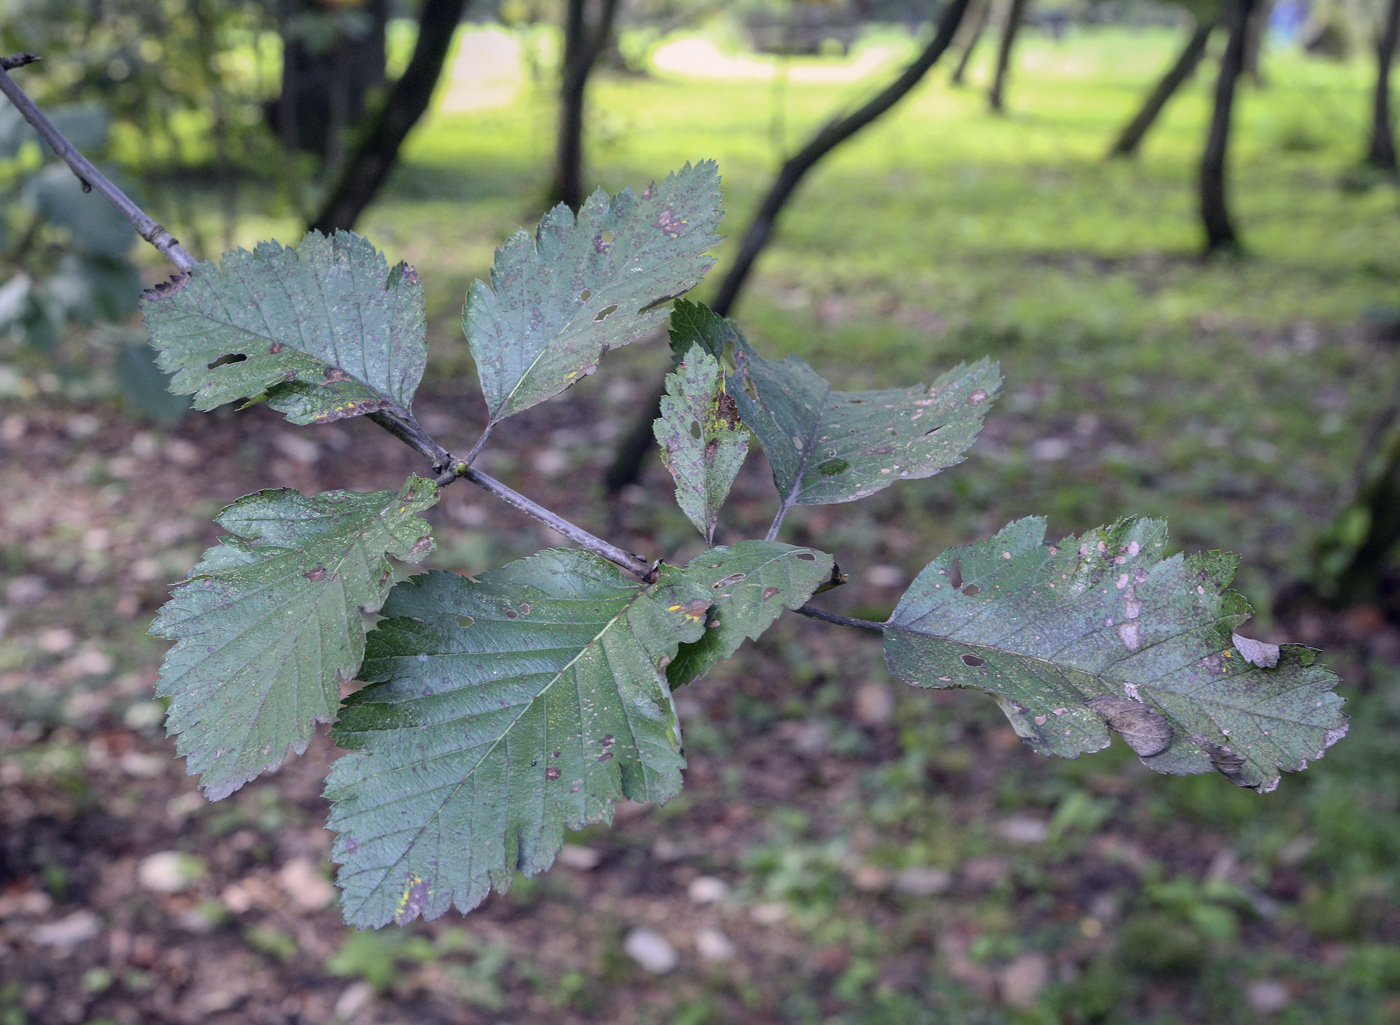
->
xmin=3 ymin=58 xmax=654 ymax=581
xmin=0 ymin=56 xmax=196 ymax=272
xmin=370 ymin=410 xmax=651 ymax=578
xmin=765 ymin=493 xmax=797 ymax=543
xmin=795 ymin=605 xmax=886 ymax=633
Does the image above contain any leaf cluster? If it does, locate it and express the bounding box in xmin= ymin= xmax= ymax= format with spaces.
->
xmin=142 ymin=162 xmax=1347 ymax=928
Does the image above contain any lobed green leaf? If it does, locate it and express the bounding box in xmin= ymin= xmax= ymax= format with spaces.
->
xmin=140 ymin=231 xmax=427 ymax=425
xmin=669 ymin=300 xmax=999 ymax=511
xmin=325 ymin=551 xmax=713 ymax=928
xmin=653 ymin=347 xmax=749 ymax=544
xmin=884 ymin=517 xmax=1348 ymax=792
xmin=464 ymin=162 xmax=722 ymax=426
xmin=151 ymin=477 xmax=438 ymax=800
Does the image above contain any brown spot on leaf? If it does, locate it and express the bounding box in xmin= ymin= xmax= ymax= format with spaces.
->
xmin=961 ymin=654 xmax=985 ymax=667
xmin=1088 ymin=696 xmax=1173 ymax=757
xmin=409 ymin=535 xmax=433 ymax=556
xmin=656 ymin=208 xmax=686 ymax=237
xmin=322 ymin=367 xmax=352 ymax=384
xmin=395 ymin=878 xmax=430 ymax=925
xmin=967 ymin=389 xmax=988 ymax=405
xmin=545 ymin=767 xmax=562 ymax=780
xmin=761 ymin=586 xmax=781 ymax=601
xmin=717 ymin=390 xmax=740 ymax=427
xmin=304 ymin=567 xmax=329 ymax=582
xmin=268 ymin=342 xmax=285 ymax=354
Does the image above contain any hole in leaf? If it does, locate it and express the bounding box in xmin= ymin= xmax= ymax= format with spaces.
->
xmin=505 ymin=609 xmax=519 ymax=620
xmin=795 ymin=553 xmax=817 ymax=561
xmin=518 ymin=602 xmax=532 ymax=615
xmin=817 ymin=458 xmax=849 ymax=476
xmin=743 ymin=377 xmax=758 ymax=401
xmin=207 ymin=353 xmax=247 ymax=369
xmin=925 ymin=425 xmax=943 ymax=436
xmin=595 ymin=304 xmax=619 ymax=322
xmin=948 ymin=557 xmax=964 ymax=590
xmin=456 ymin=615 xmax=474 ymax=628
xmin=579 ymin=289 xmax=593 ymax=302
xmin=961 ymin=654 xmax=986 ymax=667
xmin=962 ymin=584 xmax=980 ymax=596
xmin=690 ymin=421 xmax=702 ymax=440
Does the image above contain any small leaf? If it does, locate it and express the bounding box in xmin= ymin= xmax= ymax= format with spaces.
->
xmin=325 ymin=551 xmax=712 ymax=927
xmin=668 ymin=541 xmax=836 ymax=689
xmin=653 ymin=347 xmax=748 ymax=543
xmin=464 ymin=162 xmax=722 ymax=426
xmin=141 ymin=231 xmax=427 ymax=425
xmin=151 ymin=477 xmax=438 ymax=800
xmin=884 ymin=517 xmax=1347 ymax=792
xmin=669 ymin=300 xmax=999 ymax=509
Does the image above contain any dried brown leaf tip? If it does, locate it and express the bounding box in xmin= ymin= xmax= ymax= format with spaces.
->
xmin=140 ymin=272 xmax=192 ymax=303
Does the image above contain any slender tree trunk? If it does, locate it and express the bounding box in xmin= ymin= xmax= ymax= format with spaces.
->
xmin=275 ymin=0 xmax=388 ymax=159
xmin=988 ymin=0 xmax=1028 ymax=113
xmin=1367 ymin=0 xmax=1400 ymax=171
xmin=309 ymin=0 xmax=472 ymax=234
xmin=549 ymin=0 xmax=621 ymax=211
xmin=1242 ymin=0 xmax=1273 ymax=84
xmin=1108 ymin=17 xmax=1217 ymax=159
xmin=604 ymin=0 xmax=974 ymax=494
xmin=951 ymin=0 xmax=992 ymax=86
xmin=1200 ymin=0 xmax=1257 ymax=254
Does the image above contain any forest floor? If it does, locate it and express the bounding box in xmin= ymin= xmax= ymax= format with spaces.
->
xmin=4 ymin=21 xmax=1400 ymax=1025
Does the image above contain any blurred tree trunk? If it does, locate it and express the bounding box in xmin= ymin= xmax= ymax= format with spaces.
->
xmin=1367 ymin=0 xmax=1400 ymax=171
xmin=988 ymin=0 xmax=1028 ymax=113
xmin=549 ymin=0 xmax=622 ymax=211
xmin=275 ymin=0 xmax=388 ymax=161
xmin=605 ymin=0 xmax=975 ymax=494
xmin=309 ymin=0 xmax=471 ymax=234
xmin=1108 ymin=16 xmax=1217 ymax=159
xmin=1242 ymin=0 xmax=1273 ymax=84
xmin=951 ymin=0 xmax=992 ymax=86
xmin=1200 ymin=0 xmax=1256 ymax=253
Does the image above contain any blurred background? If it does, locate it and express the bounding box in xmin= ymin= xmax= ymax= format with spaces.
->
xmin=3 ymin=1 xmax=1400 ymax=1022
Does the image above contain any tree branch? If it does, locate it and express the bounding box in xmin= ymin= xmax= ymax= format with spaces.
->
xmin=2 ymin=60 xmax=651 ymax=581
xmin=795 ymin=604 xmax=886 ymax=633
xmin=0 ymin=55 xmax=197 ymax=272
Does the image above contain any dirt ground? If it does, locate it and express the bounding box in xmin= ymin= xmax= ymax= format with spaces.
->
xmin=2 ymin=370 xmax=1399 ymax=1025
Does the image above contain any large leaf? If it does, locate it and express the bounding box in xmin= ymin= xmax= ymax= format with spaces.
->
xmin=464 ymin=162 xmax=722 ymax=427
xmin=654 ymin=347 xmax=748 ymax=544
xmin=325 ymin=551 xmax=713 ymax=927
xmin=141 ymin=231 xmax=427 ymax=424
xmin=668 ymin=541 xmax=836 ymax=689
xmin=883 ymin=517 xmax=1347 ymax=792
xmin=152 ymin=477 xmax=438 ymax=800
xmin=670 ymin=300 xmax=999 ymax=510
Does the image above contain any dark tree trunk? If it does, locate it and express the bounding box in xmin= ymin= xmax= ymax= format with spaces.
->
xmin=1367 ymin=0 xmax=1400 ymax=171
xmin=274 ymin=0 xmax=388 ymax=160
xmin=950 ymin=0 xmax=992 ymax=87
xmin=549 ymin=0 xmax=621 ymax=211
xmin=309 ymin=0 xmax=471 ymax=234
xmin=604 ymin=0 xmax=975 ymax=494
xmin=1108 ymin=17 xmax=1217 ymax=159
xmin=1242 ymin=0 xmax=1273 ymax=84
xmin=1200 ymin=0 xmax=1256 ymax=254
xmin=988 ymin=0 xmax=1028 ymax=113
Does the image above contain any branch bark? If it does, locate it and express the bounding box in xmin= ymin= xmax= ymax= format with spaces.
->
xmin=604 ymin=0 xmax=975 ymax=494
xmin=988 ymin=0 xmax=1028 ymax=114
xmin=1367 ymin=0 xmax=1400 ymax=172
xmin=1108 ymin=17 xmax=1217 ymax=159
xmin=309 ymin=0 xmax=472 ymax=234
xmin=1200 ymin=0 xmax=1257 ymax=254
xmin=0 ymin=57 xmax=197 ymax=272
